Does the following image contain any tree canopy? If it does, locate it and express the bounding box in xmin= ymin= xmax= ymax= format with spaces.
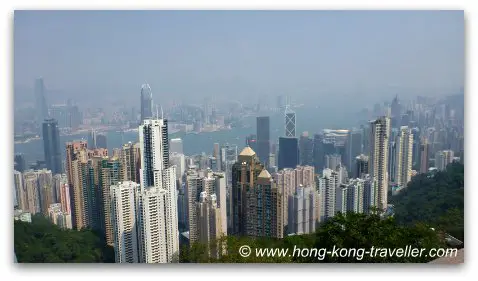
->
xmin=391 ymin=162 xmax=464 ymax=241
xmin=14 ymin=214 xmax=114 ymax=263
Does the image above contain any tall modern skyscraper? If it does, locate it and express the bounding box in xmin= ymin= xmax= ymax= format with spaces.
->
xmin=369 ymin=116 xmax=391 ymax=211
xmin=88 ymin=129 xmax=97 ymax=149
xmin=395 ymin=126 xmax=413 ymax=188
xmin=285 ymin=110 xmax=296 ymax=137
xmin=354 ymin=154 xmax=369 ymax=179
xmin=137 ymin=118 xmax=178 ymax=263
xmin=96 ymin=133 xmax=108 ymax=149
xmin=278 ymin=137 xmax=299 ymax=170
xmin=110 ymin=181 xmax=139 ymax=263
xmin=14 ymin=154 xmax=26 ymax=173
xmin=170 ymin=138 xmax=184 ymax=154
xmin=35 ymin=78 xmax=49 ymax=126
xmin=299 ymin=132 xmax=314 ymax=166
xmin=256 ymin=116 xmax=270 ymax=167
xmin=42 ymin=118 xmax=62 ymax=174
xmin=346 ymin=129 xmax=363 ymax=169
xmin=140 ymin=84 xmax=153 ymax=122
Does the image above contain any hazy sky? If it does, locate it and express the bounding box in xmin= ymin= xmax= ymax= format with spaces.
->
xmin=14 ymin=10 xmax=464 ymax=107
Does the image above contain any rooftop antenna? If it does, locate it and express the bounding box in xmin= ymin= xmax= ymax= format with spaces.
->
xmin=156 ymin=104 xmax=159 ymax=119
xmin=161 ymin=105 xmax=164 ymax=119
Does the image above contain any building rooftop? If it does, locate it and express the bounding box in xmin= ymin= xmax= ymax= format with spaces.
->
xmin=239 ymin=146 xmax=256 ymax=157
xmin=258 ymin=169 xmax=272 ymax=179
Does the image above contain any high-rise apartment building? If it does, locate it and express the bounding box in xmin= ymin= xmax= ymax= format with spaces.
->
xmin=119 ymin=142 xmax=141 ymax=184
xmin=362 ymin=175 xmax=378 ymax=214
xmin=42 ymin=118 xmax=62 ymax=174
xmin=354 ymin=154 xmax=369 ymax=179
xmin=196 ymin=192 xmax=226 ymax=259
xmin=346 ymin=179 xmax=365 ymax=214
xmin=420 ymin=137 xmax=430 ymax=173
xmin=435 ymin=150 xmax=454 ymax=171
xmin=395 ymin=126 xmax=413 ymax=188
xmin=66 ymin=140 xmax=88 ymax=229
xmin=325 ymin=154 xmax=342 ymax=170
xmin=288 ymin=185 xmax=317 ymax=235
xmin=317 ymin=168 xmax=339 ymax=222
xmin=231 ymin=146 xmax=265 ymax=235
xmin=369 ymin=116 xmax=391 ymax=211
xmin=14 ymin=171 xmax=25 ymax=210
xmin=170 ymin=152 xmax=186 ymax=185
xmin=110 ymin=181 xmax=139 ymax=263
xmin=137 ymin=118 xmax=178 ymax=263
xmin=22 ymin=170 xmax=40 ymax=214
xmin=36 ymin=169 xmax=54 ymax=217
xmin=256 ymin=116 xmax=270 ymax=167
xmin=48 ymin=203 xmax=72 ymax=229
xmin=245 ymin=169 xmax=284 ymax=238
xmin=101 ymin=157 xmax=122 ymax=246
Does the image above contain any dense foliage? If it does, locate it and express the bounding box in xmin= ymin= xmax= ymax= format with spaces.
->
xmin=14 ymin=214 xmax=114 ymax=263
xmin=180 ymin=212 xmax=447 ymax=263
xmin=392 ymin=162 xmax=464 ymax=241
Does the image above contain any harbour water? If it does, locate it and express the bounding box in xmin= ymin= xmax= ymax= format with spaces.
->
xmin=14 ymin=105 xmax=361 ymax=164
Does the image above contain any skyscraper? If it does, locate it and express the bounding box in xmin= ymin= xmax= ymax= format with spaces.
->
xmin=395 ymin=126 xmax=413 ymax=188
xmin=101 ymin=157 xmax=122 ymax=246
xmin=14 ymin=154 xmax=26 ymax=173
xmin=170 ymin=138 xmax=184 ymax=154
xmin=346 ymin=179 xmax=365 ymax=214
xmin=196 ymin=192 xmax=226 ymax=259
xmin=140 ymin=84 xmax=153 ymax=122
xmin=435 ymin=150 xmax=454 ymax=171
xmin=65 ymin=140 xmax=88 ymax=229
xmin=96 ymin=133 xmax=108 ymax=149
xmin=369 ymin=116 xmax=390 ymax=211
xmin=256 ymin=116 xmax=270 ymax=167
xmin=325 ymin=154 xmax=342 ymax=170
xmin=14 ymin=171 xmax=25 ymax=210
xmin=42 ymin=118 xmax=62 ymax=174
xmin=231 ymin=146 xmax=264 ymax=235
xmin=245 ymin=169 xmax=284 ymax=238
xmin=354 ymin=154 xmax=369 ymax=179
xmin=299 ymin=132 xmax=314 ymax=166
xmin=88 ymin=129 xmax=97 ymax=149
xmin=317 ymin=168 xmax=339 ymax=222
xmin=120 ymin=142 xmax=141 ymax=184
xmin=110 ymin=181 xmax=139 ymax=263
xmin=288 ymin=185 xmax=317 ymax=235
xmin=137 ymin=118 xmax=178 ymax=263
xmin=284 ymin=97 xmax=296 ymax=137
xmin=278 ymin=137 xmax=299 ymax=170
xmin=35 ymin=78 xmax=49 ymax=126
xmin=346 ymin=129 xmax=363 ymax=170
xmin=420 ymin=137 xmax=430 ymax=173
